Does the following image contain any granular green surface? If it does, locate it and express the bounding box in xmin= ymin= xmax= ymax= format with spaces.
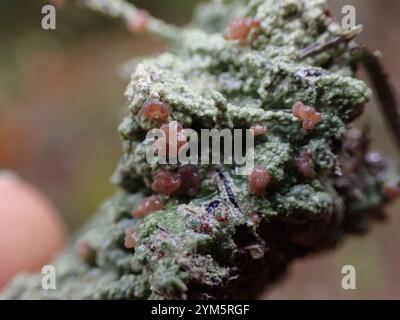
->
xmin=1 ymin=0 xmax=399 ymax=300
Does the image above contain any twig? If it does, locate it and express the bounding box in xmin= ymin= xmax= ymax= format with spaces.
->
xmin=81 ymin=0 xmax=181 ymax=42
xmin=351 ymin=44 xmax=400 ymax=149
xmin=217 ymin=171 xmax=240 ymax=209
xmin=298 ymin=26 xmax=363 ymax=60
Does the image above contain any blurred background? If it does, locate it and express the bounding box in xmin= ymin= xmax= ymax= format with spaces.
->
xmin=0 ymin=0 xmax=399 ymax=299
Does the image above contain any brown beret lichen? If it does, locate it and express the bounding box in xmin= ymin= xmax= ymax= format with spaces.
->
xmin=1 ymin=0 xmax=399 ymax=300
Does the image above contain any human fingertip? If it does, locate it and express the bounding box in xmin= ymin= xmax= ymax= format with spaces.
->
xmin=0 ymin=173 xmax=67 ymax=288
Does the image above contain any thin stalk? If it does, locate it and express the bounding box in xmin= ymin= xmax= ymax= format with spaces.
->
xmin=82 ymin=0 xmax=181 ymax=42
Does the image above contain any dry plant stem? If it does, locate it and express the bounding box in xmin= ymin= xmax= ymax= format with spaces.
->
xmin=82 ymin=0 xmax=181 ymax=42
xmin=357 ymin=47 xmax=400 ymax=149
xmin=297 ymin=26 xmax=363 ymax=59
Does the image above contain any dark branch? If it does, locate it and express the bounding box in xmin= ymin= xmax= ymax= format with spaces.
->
xmin=352 ymin=44 xmax=400 ymax=149
xmin=298 ymin=27 xmax=362 ymax=60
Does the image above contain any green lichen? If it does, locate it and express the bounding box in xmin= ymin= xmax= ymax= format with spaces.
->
xmin=1 ymin=0 xmax=399 ymax=300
